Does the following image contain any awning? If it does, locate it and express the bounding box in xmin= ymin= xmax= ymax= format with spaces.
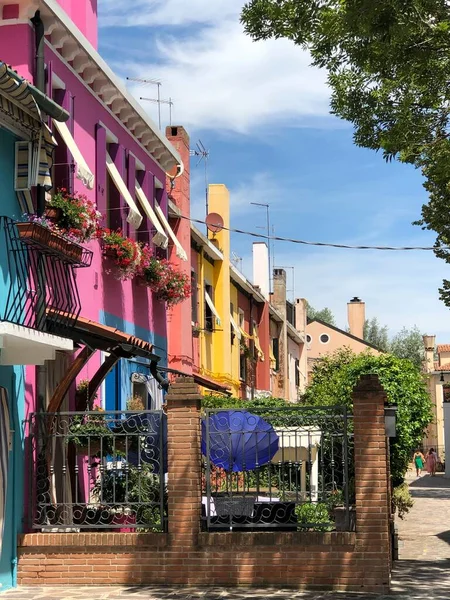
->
xmin=14 ymin=125 xmax=56 ymax=206
xmin=269 ymin=344 xmax=277 ymax=369
xmin=193 ymin=372 xmax=231 ymax=395
xmin=46 ymin=311 xmax=158 ymax=361
xmin=253 ymin=325 xmax=264 ymax=362
xmin=239 ymin=327 xmax=253 ymax=341
xmin=230 ymin=314 xmax=242 ymax=341
xmin=154 ymin=201 xmax=188 ymax=261
xmin=0 ymin=62 xmax=41 ymax=135
xmin=205 ymin=291 xmax=221 ymax=326
xmin=135 ymin=181 xmax=168 ymax=248
xmin=106 ymin=152 xmax=142 ymax=229
xmin=53 ymin=119 xmax=95 ymax=190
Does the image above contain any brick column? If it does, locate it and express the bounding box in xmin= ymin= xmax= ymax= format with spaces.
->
xmin=352 ymin=374 xmax=391 ymax=592
xmin=166 ymin=377 xmax=202 ymax=548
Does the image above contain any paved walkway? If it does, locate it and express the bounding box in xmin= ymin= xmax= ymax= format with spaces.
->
xmin=3 ymin=472 xmax=450 ymax=599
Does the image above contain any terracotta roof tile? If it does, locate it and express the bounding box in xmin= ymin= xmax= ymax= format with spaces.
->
xmin=435 ymin=363 xmax=450 ymax=371
xmin=437 ymin=345 xmax=450 ymax=353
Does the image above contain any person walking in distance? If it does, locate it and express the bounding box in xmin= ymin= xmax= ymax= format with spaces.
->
xmin=413 ymin=449 xmax=425 ymax=477
xmin=426 ymin=448 xmax=438 ymax=476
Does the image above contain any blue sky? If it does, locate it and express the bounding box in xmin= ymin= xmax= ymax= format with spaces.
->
xmin=98 ymin=0 xmax=450 ymax=342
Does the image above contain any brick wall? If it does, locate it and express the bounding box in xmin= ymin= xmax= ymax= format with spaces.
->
xmin=18 ymin=375 xmax=391 ymax=592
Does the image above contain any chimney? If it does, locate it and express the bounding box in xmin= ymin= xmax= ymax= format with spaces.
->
xmin=423 ymin=335 xmax=436 ymax=373
xmin=347 ymin=297 xmax=365 ymax=340
xmin=295 ymin=298 xmax=307 ymax=336
xmin=252 ymin=242 xmax=269 ymax=300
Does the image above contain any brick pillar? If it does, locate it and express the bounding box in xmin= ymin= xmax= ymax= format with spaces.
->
xmin=352 ymin=374 xmax=391 ymax=592
xmin=166 ymin=377 xmax=202 ymax=549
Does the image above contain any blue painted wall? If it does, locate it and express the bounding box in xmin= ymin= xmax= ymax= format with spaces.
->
xmin=0 ymin=127 xmax=26 ymax=591
xmin=100 ymin=311 xmax=167 ymax=411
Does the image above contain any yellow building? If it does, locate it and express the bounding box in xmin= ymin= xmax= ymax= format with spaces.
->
xmin=190 ymin=184 xmax=304 ymax=400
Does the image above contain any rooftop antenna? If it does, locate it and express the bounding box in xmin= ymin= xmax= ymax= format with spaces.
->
xmin=274 ymin=265 xmax=295 ymax=303
xmin=126 ymin=77 xmax=163 ymax=128
xmin=231 ymin=251 xmax=243 ymax=272
xmin=140 ymin=96 xmax=174 ymax=126
xmin=190 ymin=140 xmax=210 ymax=215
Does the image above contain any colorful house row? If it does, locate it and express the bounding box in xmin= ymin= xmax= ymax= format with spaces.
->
xmin=164 ymin=140 xmax=309 ymax=400
xmin=0 ymin=0 xmax=189 ymax=589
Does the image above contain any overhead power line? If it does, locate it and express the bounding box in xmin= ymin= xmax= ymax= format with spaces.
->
xmin=181 ymin=215 xmax=442 ymax=251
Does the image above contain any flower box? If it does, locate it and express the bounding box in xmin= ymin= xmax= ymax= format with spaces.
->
xmin=16 ymin=222 xmax=52 ymax=246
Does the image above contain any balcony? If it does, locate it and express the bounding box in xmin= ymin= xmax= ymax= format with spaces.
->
xmin=0 ymin=216 xmax=93 ymax=364
xmin=27 ymin=410 xmax=167 ymax=532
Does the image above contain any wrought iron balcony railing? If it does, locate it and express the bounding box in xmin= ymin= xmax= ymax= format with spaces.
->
xmin=202 ymin=406 xmax=354 ymax=532
xmin=26 ymin=410 xmax=167 ymax=532
xmin=0 ymin=216 xmax=88 ymax=332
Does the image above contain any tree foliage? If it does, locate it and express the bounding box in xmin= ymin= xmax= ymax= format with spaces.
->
xmin=306 ymin=302 xmax=336 ymax=326
xmin=241 ymin=0 xmax=450 ymax=306
xmin=390 ymin=326 xmax=425 ymax=369
xmin=301 ymin=348 xmax=433 ymax=485
xmin=364 ymin=319 xmax=425 ymax=368
xmin=363 ymin=317 xmax=390 ymax=352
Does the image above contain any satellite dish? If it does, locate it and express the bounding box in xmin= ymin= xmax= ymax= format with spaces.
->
xmin=205 ymin=213 xmax=224 ymax=234
xmin=166 ymin=162 xmax=184 ymax=180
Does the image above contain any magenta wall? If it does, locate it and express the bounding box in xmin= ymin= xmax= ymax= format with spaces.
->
xmin=0 ymin=32 xmax=171 ymax=407
xmin=47 ymin=44 xmax=168 ymax=383
xmin=55 ymin=0 xmax=98 ymax=48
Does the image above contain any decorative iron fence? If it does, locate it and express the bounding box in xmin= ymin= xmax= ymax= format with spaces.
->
xmin=0 ymin=216 xmax=84 ymax=332
xmin=26 ymin=410 xmax=167 ymax=531
xmin=202 ymin=406 xmax=354 ymax=532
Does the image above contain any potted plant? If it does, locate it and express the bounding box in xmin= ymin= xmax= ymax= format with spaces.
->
xmin=126 ymin=395 xmax=145 ymax=412
xmin=102 ymin=229 xmax=144 ymax=280
xmin=15 ymin=215 xmax=53 ymax=246
xmin=140 ymin=257 xmax=191 ymax=307
xmin=16 ymin=214 xmax=84 ymax=262
xmin=46 ymin=188 xmax=102 ymax=243
xmin=75 ymin=379 xmax=98 ymax=411
xmin=192 ymin=324 xmax=201 ymax=338
xmin=68 ymin=407 xmax=116 ymax=456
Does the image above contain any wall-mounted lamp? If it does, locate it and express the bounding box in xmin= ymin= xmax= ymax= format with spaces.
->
xmin=441 ymin=372 xmax=445 ymax=383
xmin=384 ymin=404 xmax=398 ymax=438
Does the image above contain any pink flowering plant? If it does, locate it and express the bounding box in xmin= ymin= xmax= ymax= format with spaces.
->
xmin=47 ymin=188 xmax=102 ymax=242
xmin=141 ymin=256 xmax=191 ymax=307
xmin=102 ymin=229 xmax=144 ymax=280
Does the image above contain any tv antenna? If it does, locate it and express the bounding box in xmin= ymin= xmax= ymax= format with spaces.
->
xmin=190 ymin=140 xmax=210 ymax=215
xmin=126 ymin=77 xmax=165 ymax=129
xmin=232 ymin=252 xmax=243 ymax=272
xmin=140 ymin=96 xmax=174 ymax=127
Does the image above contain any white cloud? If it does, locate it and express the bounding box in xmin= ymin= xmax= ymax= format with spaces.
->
xmin=102 ymin=0 xmax=331 ymax=133
xmin=99 ymin=0 xmax=243 ymax=27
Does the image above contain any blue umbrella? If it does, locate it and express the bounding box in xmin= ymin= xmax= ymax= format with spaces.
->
xmin=201 ymin=410 xmax=279 ymax=472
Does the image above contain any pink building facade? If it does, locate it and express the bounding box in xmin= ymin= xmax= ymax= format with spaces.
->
xmin=0 ymin=0 xmax=184 ymax=588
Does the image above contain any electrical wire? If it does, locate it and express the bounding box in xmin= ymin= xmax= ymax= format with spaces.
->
xmin=181 ymin=215 xmax=443 ymax=251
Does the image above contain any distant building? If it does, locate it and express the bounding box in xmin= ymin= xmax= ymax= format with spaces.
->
xmin=306 ymin=297 xmax=381 ymax=378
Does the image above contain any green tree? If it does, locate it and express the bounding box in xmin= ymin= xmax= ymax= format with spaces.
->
xmin=241 ymin=1 xmax=450 ymax=306
xmin=363 ymin=317 xmax=390 ymax=351
xmin=301 ymin=348 xmax=433 ymax=485
xmin=306 ymin=302 xmax=336 ymax=326
xmin=390 ymin=326 xmax=425 ymax=370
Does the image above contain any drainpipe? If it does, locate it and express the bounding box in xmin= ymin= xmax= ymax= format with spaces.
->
xmin=30 ymin=10 xmax=46 ymax=217
xmin=10 ymin=373 xmax=17 ymax=587
xmin=150 ymin=361 xmax=169 ymax=392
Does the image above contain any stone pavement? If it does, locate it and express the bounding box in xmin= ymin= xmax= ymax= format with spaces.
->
xmin=3 ymin=472 xmax=450 ymax=599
